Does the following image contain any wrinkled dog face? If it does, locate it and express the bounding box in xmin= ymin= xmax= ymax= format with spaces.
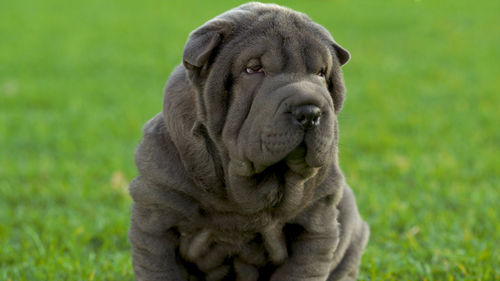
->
xmin=225 ymin=44 xmax=340 ymax=174
xmin=183 ymin=3 xmax=349 ymax=211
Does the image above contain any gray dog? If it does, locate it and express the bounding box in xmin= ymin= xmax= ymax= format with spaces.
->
xmin=129 ymin=2 xmax=369 ymax=281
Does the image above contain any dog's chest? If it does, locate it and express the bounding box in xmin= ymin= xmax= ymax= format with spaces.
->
xmin=176 ymin=210 xmax=288 ymax=277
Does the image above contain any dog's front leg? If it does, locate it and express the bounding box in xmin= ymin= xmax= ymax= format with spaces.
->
xmin=270 ymin=197 xmax=340 ymax=281
xmin=129 ymin=175 xmax=198 ymax=281
xmin=129 ymin=202 xmax=188 ymax=281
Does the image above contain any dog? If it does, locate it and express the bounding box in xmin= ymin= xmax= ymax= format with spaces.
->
xmin=129 ymin=2 xmax=369 ymax=281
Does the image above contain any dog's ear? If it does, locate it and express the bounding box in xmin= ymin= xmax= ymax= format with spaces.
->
xmin=332 ymin=41 xmax=350 ymax=66
xmin=328 ymin=42 xmax=350 ymax=113
xmin=183 ymin=19 xmax=233 ymax=72
xmin=310 ymin=22 xmax=350 ymax=66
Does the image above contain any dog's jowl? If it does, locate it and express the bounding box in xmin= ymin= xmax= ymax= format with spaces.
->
xmin=129 ymin=2 xmax=369 ymax=281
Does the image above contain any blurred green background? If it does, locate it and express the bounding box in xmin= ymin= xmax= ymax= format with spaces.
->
xmin=1 ymin=0 xmax=499 ymax=280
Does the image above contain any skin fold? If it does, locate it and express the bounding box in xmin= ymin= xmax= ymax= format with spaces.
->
xmin=129 ymin=2 xmax=369 ymax=281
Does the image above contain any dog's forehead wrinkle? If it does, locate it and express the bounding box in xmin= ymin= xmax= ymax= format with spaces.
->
xmin=261 ymin=46 xmax=283 ymax=75
xmin=264 ymin=33 xmax=316 ymax=75
xmin=278 ymin=37 xmax=305 ymax=74
xmin=304 ymin=39 xmax=331 ymax=72
xmin=226 ymin=11 xmax=325 ymax=76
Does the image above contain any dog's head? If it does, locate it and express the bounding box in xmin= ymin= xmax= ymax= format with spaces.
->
xmin=180 ymin=2 xmax=349 ymax=212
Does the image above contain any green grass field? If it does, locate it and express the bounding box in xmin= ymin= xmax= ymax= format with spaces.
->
xmin=1 ymin=0 xmax=499 ymax=280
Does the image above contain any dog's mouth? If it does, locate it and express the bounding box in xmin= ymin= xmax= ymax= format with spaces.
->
xmin=233 ymin=122 xmax=333 ymax=178
xmin=252 ymin=141 xmax=317 ymax=177
xmin=251 ymin=160 xmax=288 ymax=186
xmin=227 ymin=142 xmax=323 ymax=214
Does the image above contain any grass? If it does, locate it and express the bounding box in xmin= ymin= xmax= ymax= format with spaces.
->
xmin=1 ymin=0 xmax=499 ymax=280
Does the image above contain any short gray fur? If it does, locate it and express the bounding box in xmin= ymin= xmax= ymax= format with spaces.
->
xmin=129 ymin=2 xmax=369 ymax=281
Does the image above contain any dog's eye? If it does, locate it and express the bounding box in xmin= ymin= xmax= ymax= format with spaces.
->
xmin=316 ymin=69 xmax=326 ymax=77
xmin=245 ymin=66 xmax=264 ymax=74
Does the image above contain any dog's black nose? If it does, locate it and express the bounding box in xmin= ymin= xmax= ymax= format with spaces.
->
xmin=292 ymin=105 xmax=321 ymax=130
